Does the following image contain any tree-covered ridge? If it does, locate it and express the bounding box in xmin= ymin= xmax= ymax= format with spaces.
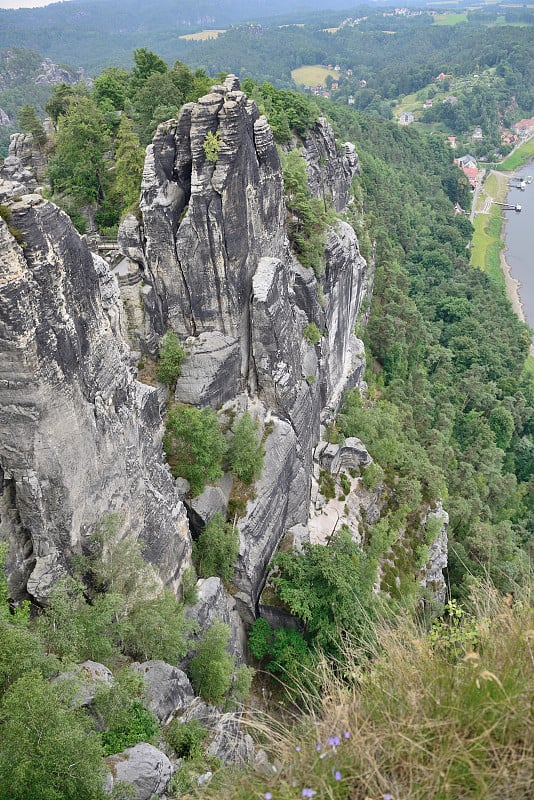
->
xmin=319 ymin=99 xmax=533 ymax=597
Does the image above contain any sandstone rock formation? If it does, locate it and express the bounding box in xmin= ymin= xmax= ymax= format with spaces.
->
xmin=118 ymin=77 xmax=371 ymax=615
xmin=0 ymin=193 xmax=191 ymax=602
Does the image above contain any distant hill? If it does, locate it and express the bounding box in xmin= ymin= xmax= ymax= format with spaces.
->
xmin=0 ymin=0 xmax=387 ymax=73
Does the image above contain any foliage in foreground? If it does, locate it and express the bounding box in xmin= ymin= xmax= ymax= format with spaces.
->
xmin=204 ymin=585 xmax=534 ymax=800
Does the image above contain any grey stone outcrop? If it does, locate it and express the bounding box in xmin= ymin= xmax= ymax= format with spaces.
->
xmin=303 ymin=117 xmax=360 ymax=213
xmin=420 ymin=503 xmax=449 ymax=603
xmin=53 ymin=660 xmax=114 ymax=708
xmin=0 ymin=195 xmax=191 ymax=602
xmin=184 ymin=577 xmax=246 ymax=663
xmin=105 ymin=743 xmax=173 ymax=799
xmin=117 ymin=78 xmax=371 ymax=617
xmin=132 ymin=661 xmax=194 ymax=724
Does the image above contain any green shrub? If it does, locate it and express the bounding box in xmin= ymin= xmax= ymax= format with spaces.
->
xmin=203 ymin=130 xmax=221 ymax=163
xmin=182 ymin=567 xmax=199 ymax=606
xmin=189 ymin=621 xmax=234 ymax=705
xmin=249 ymin=618 xmax=312 ymax=689
xmin=94 ymin=668 xmax=159 ymax=756
xmin=193 ymin=512 xmax=239 ymax=583
xmin=164 ymin=403 xmax=225 ymax=496
xmin=229 ymin=664 xmax=255 ymax=706
xmin=303 ymin=322 xmax=321 ymax=345
xmin=226 ymin=411 xmax=264 ymax=485
xmin=156 ymin=330 xmax=186 ymax=386
xmin=165 ymin=718 xmax=208 ymax=760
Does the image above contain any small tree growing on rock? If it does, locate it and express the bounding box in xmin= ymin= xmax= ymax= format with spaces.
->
xmin=164 ymin=403 xmax=225 ymax=496
xmin=189 ymin=621 xmax=234 ymax=705
xmin=226 ymin=411 xmax=264 ymax=485
xmin=193 ymin=512 xmax=239 ymax=582
xmin=156 ymin=330 xmax=186 ymax=387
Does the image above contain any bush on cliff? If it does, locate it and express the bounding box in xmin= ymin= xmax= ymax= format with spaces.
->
xmin=226 ymin=411 xmax=264 ymax=485
xmin=164 ymin=403 xmax=225 ymax=496
xmin=156 ymin=330 xmax=186 ymax=386
xmin=193 ymin=512 xmax=239 ymax=583
xmin=189 ymin=621 xmax=234 ymax=705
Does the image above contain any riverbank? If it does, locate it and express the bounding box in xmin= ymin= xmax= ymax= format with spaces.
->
xmin=470 ymin=167 xmax=533 ymax=353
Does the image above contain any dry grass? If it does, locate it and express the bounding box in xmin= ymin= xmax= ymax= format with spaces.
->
xmin=179 ymin=29 xmax=226 ymax=41
xmin=291 ymin=66 xmax=339 ymax=87
xmin=198 ymin=584 xmax=534 ymax=800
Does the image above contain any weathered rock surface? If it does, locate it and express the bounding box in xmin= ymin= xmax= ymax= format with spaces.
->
xmin=420 ymin=503 xmax=449 ymax=603
xmin=181 ymin=699 xmax=255 ymax=766
xmin=316 ymin=437 xmax=372 ymax=474
xmin=53 ymin=660 xmax=114 ymax=708
xmin=304 ymin=117 xmax=360 ymax=213
xmin=105 ymin=743 xmax=172 ymax=799
xmin=0 ymin=195 xmax=191 ymax=601
xmin=117 ymin=77 xmax=371 ymax=617
xmin=132 ymin=661 xmax=194 ymax=724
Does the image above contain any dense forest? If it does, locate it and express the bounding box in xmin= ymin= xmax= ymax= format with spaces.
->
xmin=1 ymin=20 xmax=533 ymax=797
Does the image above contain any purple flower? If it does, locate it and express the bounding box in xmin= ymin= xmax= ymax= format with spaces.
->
xmin=264 ymin=794 xmax=272 ymax=800
xmin=328 ymin=736 xmax=341 ymax=747
xmin=302 ymin=790 xmax=315 ymax=798
xmin=316 ymin=743 xmax=322 ymax=751
xmin=334 ymin=770 xmax=342 ymax=781
xmin=295 ymin=745 xmax=301 ymax=752
xmin=384 ymin=795 xmax=393 ymax=800
xmin=344 ymin=730 xmax=351 ymax=739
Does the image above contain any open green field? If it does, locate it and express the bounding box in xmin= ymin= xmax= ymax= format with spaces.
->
xmin=179 ymin=29 xmax=226 ymax=41
xmin=496 ymin=136 xmax=534 ymax=172
xmin=470 ymin=173 xmax=507 ymax=289
xmin=433 ymin=12 xmax=468 ymax=25
xmin=291 ymin=65 xmax=338 ymax=86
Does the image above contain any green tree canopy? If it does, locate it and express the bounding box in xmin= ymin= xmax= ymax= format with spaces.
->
xmin=163 ymin=403 xmax=225 ymax=496
xmin=47 ymin=95 xmax=110 ymax=204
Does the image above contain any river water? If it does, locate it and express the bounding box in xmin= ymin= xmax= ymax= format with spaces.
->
xmin=503 ymin=166 xmax=534 ymax=331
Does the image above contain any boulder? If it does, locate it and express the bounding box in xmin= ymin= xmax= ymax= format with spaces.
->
xmin=105 ymin=743 xmax=173 ymax=800
xmin=132 ymin=661 xmax=194 ymax=724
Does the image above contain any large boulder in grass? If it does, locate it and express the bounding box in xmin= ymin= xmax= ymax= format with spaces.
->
xmin=105 ymin=743 xmax=173 ymax=799
xmin=132 ymin=660 xmax=194 ymax=724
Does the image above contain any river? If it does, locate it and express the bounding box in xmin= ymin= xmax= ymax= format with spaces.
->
xmin=503 ymin=165 xmax=534 ymax=332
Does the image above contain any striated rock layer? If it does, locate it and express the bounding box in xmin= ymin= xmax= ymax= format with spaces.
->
xmin=0 ymin=194 xmax=191 ymax=603
xmin=119 ymin=76 xmax=371 ymax=614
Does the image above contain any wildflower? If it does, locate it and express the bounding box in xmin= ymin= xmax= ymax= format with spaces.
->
xmin=384 ymin=794 xmax=393 ymax=800
xmin=316 ymin=743 xmax=322 ymax=751
xmin=302 ymin=790 xmax=315 ymax=798
xmin=264 ymin=794 xmax=272 ymax=800
xmin=334 ymin=770 xmax=342 ymax=781
xmin=344 ymin=730 xmax=350 ymax=739
xmin=328 ymin=736 xmax=341 ymax=747
xmin=295 ymin=745 xmax=301 ymax=752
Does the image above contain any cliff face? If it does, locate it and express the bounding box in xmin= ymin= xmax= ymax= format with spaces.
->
xmin=0 ymin=191 xmax=190 ymax=603
xmin=119 ymin=76 xmax=371 ymax=613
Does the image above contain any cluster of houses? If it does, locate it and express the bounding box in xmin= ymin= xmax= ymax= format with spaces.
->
xmin=305 ymin=68 xmax=367 ymax=100
xmin=454 ymin=154 xmax=479 ymax=188
xmin=512 ymin=116 xmax=534 ymax=138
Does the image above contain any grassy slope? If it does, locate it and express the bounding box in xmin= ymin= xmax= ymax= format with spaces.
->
xmin=291 ymin=65 xmax=338 ymax=86
xmin=470 ymin=172 xmax=508 ymax=289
